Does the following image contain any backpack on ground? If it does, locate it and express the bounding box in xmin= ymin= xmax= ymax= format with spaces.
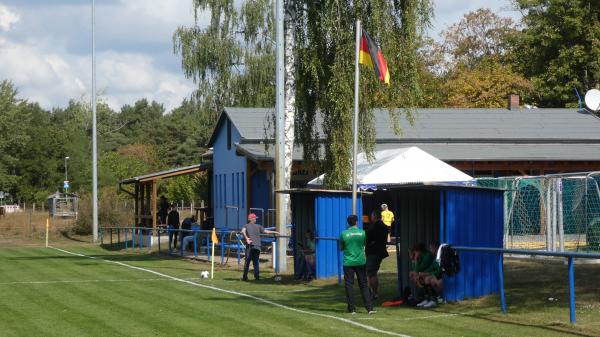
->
xmin=440 ymin=245 xmax=460 ymax=276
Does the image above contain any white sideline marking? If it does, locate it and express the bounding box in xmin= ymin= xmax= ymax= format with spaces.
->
xmin=240 ymin=289 xmax=308 ymax=293
xmin=0 ymin=278 xmax=201 ymax=285
xmin=357 ymin=313 xmax=460 ymax=321
xmin=49 ymin=246 xmax=411 ymax=337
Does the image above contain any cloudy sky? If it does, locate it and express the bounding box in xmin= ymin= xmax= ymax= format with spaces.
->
xmin=0 ymin=0 xmax=520 ymax=112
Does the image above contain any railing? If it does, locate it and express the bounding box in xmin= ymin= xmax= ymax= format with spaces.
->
xmin=99 ymin=226 xmax=246 ymax=264
xmin=452 ymin=246 xmax=600 ymax=324
xmin=99 ymin=227 xmax=343 ymax=283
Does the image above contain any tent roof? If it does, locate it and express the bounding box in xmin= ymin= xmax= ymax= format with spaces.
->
xmin=307 ymin=147 xmax=473 ymax=188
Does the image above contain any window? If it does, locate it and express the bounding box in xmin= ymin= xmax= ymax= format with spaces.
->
xmin=214 ymin=174 xmax=218 ymax=208
xmin=241 ymin=172 xmax=245 ymax=208
xmin=227 ymin=119 xmax=232 ymax=150
xmin=236 ymin=172 xmax=240 ymax=207
xmin=223 ymin=174 xmax=227 ymax=207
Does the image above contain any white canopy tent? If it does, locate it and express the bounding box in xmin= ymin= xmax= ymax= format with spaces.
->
xmin=307 ymin=146 xmax=473 ymax=189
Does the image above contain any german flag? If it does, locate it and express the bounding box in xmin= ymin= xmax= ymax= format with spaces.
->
xmin=359 ymin=30 xmax=390 ymax=85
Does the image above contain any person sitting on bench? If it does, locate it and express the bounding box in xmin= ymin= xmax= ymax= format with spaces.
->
xmin=180 ymin=216 xmax=199 ymax=251
xmin=417 ymin=242 xmax=443 ymax=308
xmin=408 ymin=243 xmax=434 ymax=304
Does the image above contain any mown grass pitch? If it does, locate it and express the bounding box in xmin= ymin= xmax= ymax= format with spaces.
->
xmin=0 ymin=243 xmax=598 ymax=337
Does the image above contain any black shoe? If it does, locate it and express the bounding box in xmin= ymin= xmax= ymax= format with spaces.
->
xmin=241 ymin=277 xmax=248 ymax=281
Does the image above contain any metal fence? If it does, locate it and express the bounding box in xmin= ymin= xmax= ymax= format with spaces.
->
xmin=474 ymin=172 xmax=600 ymax=252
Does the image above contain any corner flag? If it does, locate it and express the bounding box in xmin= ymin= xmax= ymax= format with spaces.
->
xmin=211 ymin=227 xmax=219 ymax=244
xmin=359 ymin=30 xmax=390 ymax=85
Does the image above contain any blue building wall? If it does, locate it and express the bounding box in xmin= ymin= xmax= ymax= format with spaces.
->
xmin=314 ymin=193 xmax=363 ymax=278
xmin=250 ymin=170 xmax=270 ymax=225
xmin=212 ymin=118 xmax=247 ymax=230
xmin=442 ymin=188 xmax=504 ymax=301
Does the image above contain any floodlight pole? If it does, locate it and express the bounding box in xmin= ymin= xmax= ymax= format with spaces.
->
xmin=274 ymin=0 xmax=287 ymax=273
xmin=91 ymin=0 xmax=99 ymax=243
xmin=64 ymin=156 xmax=69 ymax=193
xmin=351 ymin=20 xmax=361 ymax=215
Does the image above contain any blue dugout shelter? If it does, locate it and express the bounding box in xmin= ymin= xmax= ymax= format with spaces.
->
xmin=287 ymin=183 xmax=504 ymax=302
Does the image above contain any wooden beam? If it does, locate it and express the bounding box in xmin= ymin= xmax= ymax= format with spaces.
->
xmin=139 ymin=167 xmax=202 ymax=182
xmin=152 ymin=180 xmax=158 ymax=230
xmin=134 ymin=183 xmax=139 ymax=226
xmin=448 ymin=161 xmax=600 ymax=173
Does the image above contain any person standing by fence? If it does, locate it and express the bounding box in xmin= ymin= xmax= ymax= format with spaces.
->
xmin=241 ymin=213 xmax=278 ymax=281
xmin=340 ymin=215 xmax=375 ymax=314
xmin=167 ymin=204 xmax=180 ymax=250
xmin=158 ymin=195 xmax=169 ymax=225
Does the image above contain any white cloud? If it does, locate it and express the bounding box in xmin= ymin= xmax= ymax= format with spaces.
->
xmin=0 ymin=0 xmax=195 ymax=112
xmin=0 ymin=0 xmax=521 ymax=112
xmin=0 ymin=4 xmax=19 ymax=31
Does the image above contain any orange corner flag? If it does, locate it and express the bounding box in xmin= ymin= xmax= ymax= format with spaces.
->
xmin=359 ymin=30 xmax=390 ymax=85
xmin=211 ymin=228 xmax=219 ymax=244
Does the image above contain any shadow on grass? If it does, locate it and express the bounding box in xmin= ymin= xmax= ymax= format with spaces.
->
xmin=60 ymin=230 xmax=91 ymax=243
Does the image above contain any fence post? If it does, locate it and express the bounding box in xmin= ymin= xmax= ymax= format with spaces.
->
xmin=194 ymin=232 xmax=198 ymax=257
xmin=568 ymin=257 xmax=576 ymax=324
xmin=551 ymin=179 xmax=557 ymax=252
xmin=557 ymin=179 xmax=564 ymax=252
xmin=498 ymin=253 xmax=506 ymax=313
xmin=545 ymin=182 xmax=552 ymax=251
xmin=181 ymin=230 xmax=184 ymax=256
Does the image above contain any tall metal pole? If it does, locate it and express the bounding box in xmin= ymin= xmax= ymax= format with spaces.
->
xmin=274 ymin=0 xmax=287 ymax=273
xmin=351 ymin=20 xmax=361 ymax=215
xmin=64 ymin=157 xmax=68 ymax=182
xmin=64 ymin=156 xmax=69 ymax=193
xmin=91 ymin=0 xmax=99 ymax=243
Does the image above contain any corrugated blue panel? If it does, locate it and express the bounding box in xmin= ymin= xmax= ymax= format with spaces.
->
xmin=250 ymin=171 xmax=269 ymax=216
xmin=443 ymin=188 xmax=504 ymax=302
xmin=314 ymin=194 xmax=362 ymax=278
xmin=212 ymin=118 xmax=248 ymax=230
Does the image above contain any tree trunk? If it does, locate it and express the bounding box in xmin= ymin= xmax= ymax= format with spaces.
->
xmin=283 ymin=7 xmax=296 ymax=229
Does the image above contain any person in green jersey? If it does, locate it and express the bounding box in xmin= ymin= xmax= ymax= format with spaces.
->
xmin=340 ymin=215 xmax=375 ymax=314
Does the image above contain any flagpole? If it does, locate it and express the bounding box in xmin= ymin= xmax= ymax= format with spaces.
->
xmin=211 ymin=240 xmax=215 ymax=279
xmin=211 ymin=228 xmax=217 ymax=279
xmin=352 ymin=20 xmax=361 ymax=215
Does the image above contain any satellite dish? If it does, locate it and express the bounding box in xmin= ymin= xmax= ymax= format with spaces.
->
xmin=584 ymin=89 xmax=600 ymax=111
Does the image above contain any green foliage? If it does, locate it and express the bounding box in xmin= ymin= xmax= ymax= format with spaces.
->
xmin=515 ymin=0 xmax=600 ymax=107
xmin=444 ymin=61 xmax=534 ymax=108
xmin=173 ymin=0 xmax=275 ymax=116
xmin=0 ymin=81 xmax=31 ymax=197
xmin=295 ymin=0 xmax=433 ymax=189
xmin=0 ymin=79 xmax=214 ymax=204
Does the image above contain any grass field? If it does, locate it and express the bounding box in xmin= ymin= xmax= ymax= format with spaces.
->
xmin=0 ymin=239 xmax=599 ymax=337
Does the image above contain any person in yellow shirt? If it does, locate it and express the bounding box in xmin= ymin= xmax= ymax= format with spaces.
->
xmin=380 ymin=204 xmax=394 ymax=242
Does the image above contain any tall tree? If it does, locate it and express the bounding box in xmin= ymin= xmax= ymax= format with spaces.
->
xmin=295 ymin=0 xmax=433 ymax=188
xmin=441 ymin=8 xmax=518 ymax=69
xmin=432 ymin=8 xmax=534 ymax=107
xmin=0 ymin=81 xmax=32 ymax=199
xmin=514 ymin=0 xmax=600 ymax=107
xmin=173 ymin=0 xmax=276 ymax=116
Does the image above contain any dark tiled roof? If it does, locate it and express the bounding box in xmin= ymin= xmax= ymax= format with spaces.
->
xmin=236 ymin=143 xmax=600 ymax=162
xmin=221 ymin=107 xmax=600 ymax=161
